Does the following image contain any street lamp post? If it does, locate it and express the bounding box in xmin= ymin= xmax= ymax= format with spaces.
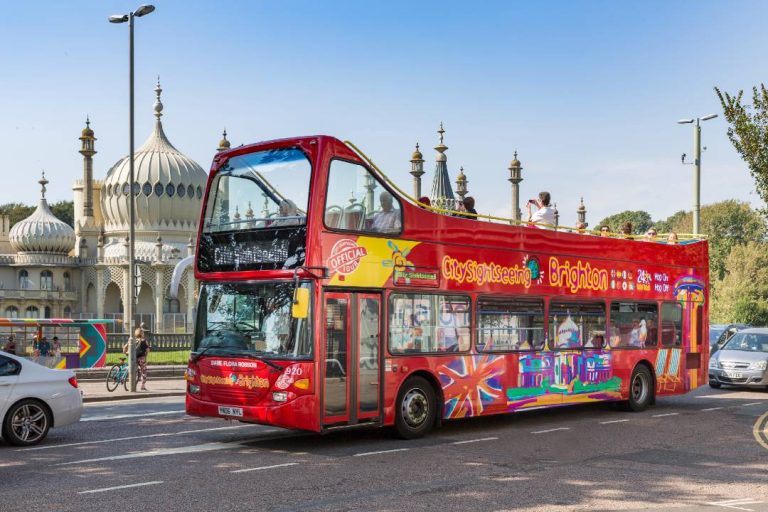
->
xmin=677 ymin=113 xmax=718 ymax=235
xmin=109 ymin=4 xmax=155 ymax=392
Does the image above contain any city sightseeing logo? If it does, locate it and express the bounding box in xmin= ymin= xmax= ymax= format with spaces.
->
xmin=328 ymin=238 xmax=368 ymax=275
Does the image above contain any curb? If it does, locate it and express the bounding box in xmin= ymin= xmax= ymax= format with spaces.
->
xmin=83 ymin=391 xmax=186 ymax=403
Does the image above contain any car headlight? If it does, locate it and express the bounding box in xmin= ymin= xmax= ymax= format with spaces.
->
xmin=709 ymin=358 xmax=719 ymax=369
xmin=752 ymin=360 xmax=767 ymax=371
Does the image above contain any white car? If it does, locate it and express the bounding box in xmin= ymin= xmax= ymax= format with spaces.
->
xmin=0 ymin=352 xmax=83 ymax=446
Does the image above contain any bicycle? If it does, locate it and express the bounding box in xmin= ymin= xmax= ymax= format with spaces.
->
xmin=106 ymin=357 xmax=129 ymax=392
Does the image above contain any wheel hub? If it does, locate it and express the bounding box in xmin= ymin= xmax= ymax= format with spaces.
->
xmin=402 ymin=389 xmax=428 ymax=428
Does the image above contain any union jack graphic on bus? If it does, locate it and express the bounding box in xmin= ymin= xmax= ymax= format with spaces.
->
xmin=438 ymin=355 xmax=504 ymax=418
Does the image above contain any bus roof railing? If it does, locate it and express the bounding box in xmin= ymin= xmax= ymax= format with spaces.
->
xmin=343 ymin=140 xmax=707 ymax=243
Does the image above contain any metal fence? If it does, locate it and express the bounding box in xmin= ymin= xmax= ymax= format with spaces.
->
xmin=107 ymin=333 xmax=193 ymax=366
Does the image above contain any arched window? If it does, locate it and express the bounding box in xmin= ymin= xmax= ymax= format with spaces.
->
xmin=44 ymin=306 xmax=51 ymax=318
xmin=5 ymin=306 xmax=19 ymax=318
xmin=63 ymin=306 xmax=72 ymax=318
xmin=19 ymin=270 xmax=29 ymax=289
xmin=164 ymin=297 xmax=180 ymax=314
xmin=25 ymin=306 xmax=39 ymax=318
xmin=40 ymin=270 xmax=53 ymax=290
xmin=63 ymin=272 xmax=71 ymax=291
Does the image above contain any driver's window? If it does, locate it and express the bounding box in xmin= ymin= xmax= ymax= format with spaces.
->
xmin=0 ymin=356 xmax=21 ymax=377
xmin=325 ymin=160 xmax=402 ymax=234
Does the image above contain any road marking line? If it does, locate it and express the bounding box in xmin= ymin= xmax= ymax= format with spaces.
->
xmin=706 ymin=497 xmax=763 ymax=511
xmin=652 ymin=413 xmax=679 ymax=417
xmin=20 ymin=424 xmax=260 ymax=452
xmin=78 ymin=481 xmax=163 ymax=494
xmin=231 ymin=462 xmax=298 ymax=473
xmin=742 ymin=402 xmax=761 ymax=407
xmin=754 ymin=411 xmax=768 ymax=452
xmin=54 ymin=442 xmax=239 ymax=466
xmin=599 ymin=419 xmax=629 ymax=424
xmin=353 ymin=448 xmax=410 ymax=457
xmin=451 ymin=437 xmax=498 ymax=445
xmin=701 ymin=407 xmax=724 ymax=411
xmin=531 ymin=427 xmax=570 ymax=434
xmin=81 ymin=410 xmax=185 ymax=422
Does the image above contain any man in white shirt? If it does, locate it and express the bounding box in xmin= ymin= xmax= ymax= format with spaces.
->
xmin=372 ymin=191 xmax=401 ymax=233
xmin=526 ymin=191 xmax=556 ymax=228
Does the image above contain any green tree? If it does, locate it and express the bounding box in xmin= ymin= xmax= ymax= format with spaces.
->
xmin=711 ymin=241 xmax=768 ymax=325
xmin=715 ymin=84 xmax=768 ymax=208
xmin=596 ymin=210 xmax=653 ymax=235
xmin=654 ymin=210 xmax=687 ymax=233
xmin=49 ymin=200 xmax=74 ymax=228
xmin=661 ymin=200 xmax=766 ymax=281
xmin=0 ymin=203 xmax=34 ymax=227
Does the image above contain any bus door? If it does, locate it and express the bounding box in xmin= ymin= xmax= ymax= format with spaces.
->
xmin=322 ymin=292 xmax=381 ymax=426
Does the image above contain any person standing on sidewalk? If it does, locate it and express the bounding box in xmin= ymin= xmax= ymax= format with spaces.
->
xmin=134 ymin=328 xmax=151 ymax=391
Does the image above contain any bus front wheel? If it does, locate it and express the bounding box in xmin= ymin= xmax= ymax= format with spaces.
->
xmin=395 ymin=376 xmax=436 ymax=439
xmin=624 ymin=365 xmax=654 ymax=412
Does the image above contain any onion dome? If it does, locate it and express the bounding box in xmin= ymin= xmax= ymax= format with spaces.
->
xmin=217 ymin=129 xmax=231 ymax=152
xmin=81 ymin=116 xmax=95 ymax=137
xmin=509 ymin=150 xmax=521 ymax=170
xmin=9 ymin=172 xmax=76 ymax=254
xmin=101 ymin=79 xmax=208 ymax=236
xmin=410 ymin=142 xmax=423 ymax=162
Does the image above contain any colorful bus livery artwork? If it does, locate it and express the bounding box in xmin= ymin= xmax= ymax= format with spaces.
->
xmin=186 ymin=135 xmax=708 ymax=439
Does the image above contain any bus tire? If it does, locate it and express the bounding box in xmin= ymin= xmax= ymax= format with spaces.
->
xmin=395 ymin=376 xmax=436 ymax=439
xmin=624 ymin=365 xmax=654 ymax=412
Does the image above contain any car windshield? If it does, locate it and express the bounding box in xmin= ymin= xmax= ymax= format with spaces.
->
xmin=194 ymin=281 xmax=312 ymax=359
xmin=203 ymin=147 xmax=310 ymax=232
xmin=722 ymin=332 xmax=768 ymax=353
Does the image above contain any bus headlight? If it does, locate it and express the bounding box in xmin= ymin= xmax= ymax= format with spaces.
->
xmin=752 ymin=360 xmax=767 ymax=371
xmin=185 ymin=367 xmax=197 ymax=381
xmin=189 ymin=384 xmax=201 ymax=395
xmin=708 ymin=358 xmax=719 ymax=369
xmin=272 ymin=391 xmax=288 ymax=403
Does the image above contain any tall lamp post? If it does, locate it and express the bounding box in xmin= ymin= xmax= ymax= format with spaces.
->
xmin=677 ymin=113 xmax=718 ymax=235
xmin=109 ymin=4 xmax=155 ymax=392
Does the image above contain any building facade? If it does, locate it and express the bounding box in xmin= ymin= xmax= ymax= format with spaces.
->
xmin=0 ymin=81 xmax=216 ymax=333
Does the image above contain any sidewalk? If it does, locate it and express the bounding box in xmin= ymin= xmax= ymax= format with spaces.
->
xmin=79 ymin=378 xmax=187 ymax=403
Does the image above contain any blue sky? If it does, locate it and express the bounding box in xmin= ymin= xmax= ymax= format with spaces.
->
xmin=1 ymin=0 xmax=767 ymax=228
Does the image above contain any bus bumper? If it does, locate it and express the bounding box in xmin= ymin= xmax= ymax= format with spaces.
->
xmin=185 ymin=393 xmax=321 ymax=432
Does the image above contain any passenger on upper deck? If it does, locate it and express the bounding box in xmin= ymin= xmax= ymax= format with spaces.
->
xmin=620 ymin=221 xmax=633 ymax=239
xmin=271 ymin=199 xmax=301 ymax=227
xmin=526 ymin=191 xmax=556 ymax=228
xmin=417 ymin=196 xmax=431 ymax=208
xmin=667 ymin=232 xmax=679 ymax=244
xmin=373 ymin=191 xmax=401 ymax=233
xmin=599 ymin=225 xmax=610 ymax=237
xmin=644 ymin=227 xmax=658 ymax=241
xmin=457 ymin=196 xmax=478 ymax=219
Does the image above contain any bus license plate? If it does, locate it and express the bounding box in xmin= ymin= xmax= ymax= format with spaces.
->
xmin=218 ymin=406 xmax=243 ymax=417
xmin=723 ymin=371 xmax=743 ymax=379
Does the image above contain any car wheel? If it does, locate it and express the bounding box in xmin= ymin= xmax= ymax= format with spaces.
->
xmin=2 ymin=399 xmax=51 ymax=447
xmin=709 ymin=381 xmax=722 ymax=389
xmin=623 ymin=365 xmax=654 ymax=412
xmin=395 ymin=376 xmax=437 ymax=439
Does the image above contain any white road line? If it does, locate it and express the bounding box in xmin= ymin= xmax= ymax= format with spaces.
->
xmin=706 ymin=497 xmax=764 ymax=511
xmin=78 ymin=481 xmax=163 ymax=494
xmin=231 ymin=462 xmax=298 ymax=473
xmin=742 ymin=402 xmax=761 ymax=407
xmin=353 ymin=448 xmax=410 ymax=457
xmin=20 ymin=424 xmax=261 ymax=452
xmin=599 ymin=419 xmax=629 ymax=424
xmin=451 ymin=437 xmax=498 ymax=445
xmin=531 ymin=427 xmax=570 ymax=434
xmin=54 ymin=442 xmax=239 ymax=466
xmin=81 ymin=410 xmax=185 ymax=422
xmin=652 ymin=413 xmax=679 ymax=418
xmin=702 ymin=407 xmax=724 ymax=412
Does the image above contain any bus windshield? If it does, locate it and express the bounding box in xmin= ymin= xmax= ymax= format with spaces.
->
xmin=204 ymin=147 xmax=310 ymax=233
xmin=194 ymin=281 xmax=312 ymax=360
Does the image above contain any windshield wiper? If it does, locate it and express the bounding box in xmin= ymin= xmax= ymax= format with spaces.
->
xmin=232 ymin=352 xmax=284 ymax=371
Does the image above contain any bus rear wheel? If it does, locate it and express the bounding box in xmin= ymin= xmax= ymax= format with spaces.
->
xmin=395 ymin=376 xmax=436 ymax=439
xmin=623 ymin=365 xmax=653 ymax=412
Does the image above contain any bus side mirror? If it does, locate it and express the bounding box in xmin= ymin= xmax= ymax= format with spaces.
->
xmin=292 ymin=288 xmax=309 ymax=319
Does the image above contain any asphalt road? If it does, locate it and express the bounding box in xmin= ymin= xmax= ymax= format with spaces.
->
xmin=1 ymin=387 xmax=767 ymax=512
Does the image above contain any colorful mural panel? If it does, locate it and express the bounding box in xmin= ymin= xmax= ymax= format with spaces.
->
xmin=438 ymin=355 xmax=504 ymax=418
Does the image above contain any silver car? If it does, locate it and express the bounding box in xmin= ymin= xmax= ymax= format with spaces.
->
xmin=708 ymin=328 xmax=768 ymax=389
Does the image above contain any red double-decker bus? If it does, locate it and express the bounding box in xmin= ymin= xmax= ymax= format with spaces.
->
xmin=185 ymin=135 xmax=708 ymax=438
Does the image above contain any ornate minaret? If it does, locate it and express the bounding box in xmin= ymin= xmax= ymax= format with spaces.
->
xmin=79 ymin=117 xmax=97 ymax=218
xmin=429 ymin=123 xmax=456 ymax=209
xmin=409 ymin=143 xmax=425 ymax=198
xmin=455 ymin=166 xmax=468 ymax=202
xmin=217 ymin=129 xmax=231 ymax=152
xmin=577 ymin=197 xmax=587 ymax=228
xmin=508 ymin=151 xmax=523 ymax=222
